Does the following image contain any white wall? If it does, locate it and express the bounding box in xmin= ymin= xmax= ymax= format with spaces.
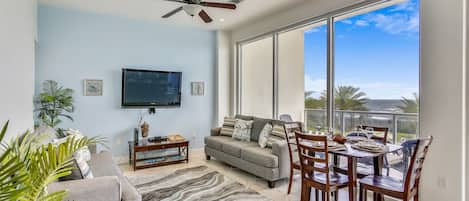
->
xmin=216 ymin=31 xmax=233 ymax=125
xmin=0 ymin=0 xmax=37 ymax=139
xmin=36 ymin=5 xmax=217 ymax=159
xmin=420 ymin=0 xmax=466 ymax=200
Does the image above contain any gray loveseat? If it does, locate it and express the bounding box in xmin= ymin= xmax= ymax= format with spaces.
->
xmin=48 ymin=147 xmax=141 ymax=201
xmin=204 ymin=115 xmax=290 ymax=188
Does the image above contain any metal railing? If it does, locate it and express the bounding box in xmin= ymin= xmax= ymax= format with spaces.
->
xmin=304 ymin=109 xmax=419 ymax=144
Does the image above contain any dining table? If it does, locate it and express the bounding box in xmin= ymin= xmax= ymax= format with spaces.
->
xmin=328 ymin=140 xmax=402 ymax=201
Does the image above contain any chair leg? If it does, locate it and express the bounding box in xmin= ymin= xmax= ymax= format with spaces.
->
xmin=386 ymin=167 xmax=390 ymax=176
xmin=321 ymin=191 xmax=326 ymax=201
xmin=287 ymin=168 xmax=293 ymax=194
xmin=359 ymin=185 xmax=366 ymax=201
xmin=334 ymin=190 xmax=338 ymax=201
xmin=315 ymin=189 xmax=319 ymax=201
xmin=301 ymin=184 xmax=311 ymax=201
xmin=414 ymin=187 xmax=419 ymax=201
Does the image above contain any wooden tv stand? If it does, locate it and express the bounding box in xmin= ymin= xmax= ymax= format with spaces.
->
xmin=128 ymin=135 xmax=189 ymax=170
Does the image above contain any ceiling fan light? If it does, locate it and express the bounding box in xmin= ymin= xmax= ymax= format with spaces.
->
xmin=183 ymin=4 xmax=201 ymax=17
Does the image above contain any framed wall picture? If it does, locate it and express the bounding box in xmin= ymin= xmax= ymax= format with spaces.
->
xmin=84 ymin=79 xmax=103 ymax=96
xmin=191 ymin=82 xmax=205 ymax=96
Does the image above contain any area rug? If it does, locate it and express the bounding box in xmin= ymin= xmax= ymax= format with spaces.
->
xmin=127 ymin=166 xmax=272 ymax=201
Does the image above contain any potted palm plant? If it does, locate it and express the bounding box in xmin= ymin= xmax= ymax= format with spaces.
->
xmin=0 ymin=121 xmax=102 ymax=201
xmin=35 ymin=80 xmax=74 ymax=129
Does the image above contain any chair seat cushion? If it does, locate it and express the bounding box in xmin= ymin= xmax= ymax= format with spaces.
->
xmin=241 ymin=146 xmax=278 ymax=168
xmin=222 ymin=140 xmax=257 ymax=157
xmin=204 ymin=136 xmax=232 ymax=150
xmin=359 ymin=175 xmax=404 ymax=192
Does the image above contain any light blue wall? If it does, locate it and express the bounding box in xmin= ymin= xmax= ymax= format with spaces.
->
xmin=36 ymin=5 xmax=217 ymax=158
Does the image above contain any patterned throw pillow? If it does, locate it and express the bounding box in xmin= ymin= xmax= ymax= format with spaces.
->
xmin=258 ymin=123 xmax=273 ymax=148
xmin=75 ymin=151 xmax=94 ymax=179
xmin=266 ymin=124 xmax=289 ymax=148
xmin=232 ymin=119 xmax=253 ymax=142
xmin=220 ymin=117 xmax=236 ymax=137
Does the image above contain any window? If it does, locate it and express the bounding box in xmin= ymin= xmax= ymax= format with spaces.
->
xmin=237 ymin=0 xmax=420 ymax=142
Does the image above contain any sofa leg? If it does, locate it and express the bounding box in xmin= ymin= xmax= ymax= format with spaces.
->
xmin=205 ymin=155 xmax=211 ymax=160
xmin=267 ymin=181 xmax=275 ymax=188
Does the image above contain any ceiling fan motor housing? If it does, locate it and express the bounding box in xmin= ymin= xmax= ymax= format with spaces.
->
xmin=183 ymin=4 xmax=201 ymax=16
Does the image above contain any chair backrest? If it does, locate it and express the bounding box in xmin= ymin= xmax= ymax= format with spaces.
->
xmin=400 ymin=139 xmax=419 ymax=181
xmin=358 ymin=125 xmax=389 ymax=144
xmin=284 ymin=122 xmax=303 ymax=165
xmin=279 ymin=114 xmax=294 ymax=122
xmin=404 ymin=136 xmax=433 ymax=197
xmin=294 ymin=131 xmax=331 ymax=185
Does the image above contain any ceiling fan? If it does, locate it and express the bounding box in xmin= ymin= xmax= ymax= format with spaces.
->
xmin=162 ymin=0 xmax=240 ymax=23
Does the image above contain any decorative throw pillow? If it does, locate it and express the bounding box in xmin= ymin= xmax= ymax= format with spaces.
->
xmin=58 ymin=159 xmax=83 ymax=181
xmin=258 ymin=123 xmax=273 ymax=148
xmin=266 ymin=124 xmax=289 ymax=148
xmin=220 ymin=117 xmax=236 ymax=137
xmin=232 ymin=119 xmax=253 ymax=142
xmin=74 ymin=151 xmax=94 ymax=179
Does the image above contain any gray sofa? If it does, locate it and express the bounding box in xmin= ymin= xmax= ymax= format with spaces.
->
xmin=48 ymin=149 xmax=141 ymax=201
xmin=204 ymin=115 xmax=290 ymax=188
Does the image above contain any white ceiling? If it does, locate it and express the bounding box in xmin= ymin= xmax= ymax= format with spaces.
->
xmin=39 ymin=0 xmax=306 ymax=30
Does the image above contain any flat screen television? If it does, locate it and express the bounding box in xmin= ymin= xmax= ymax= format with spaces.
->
xmin=122 ymin=68 xmax=182 ymax=107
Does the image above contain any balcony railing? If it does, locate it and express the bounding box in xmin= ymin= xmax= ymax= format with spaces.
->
xmin=304 ymin=109 xmax=419 ymax=144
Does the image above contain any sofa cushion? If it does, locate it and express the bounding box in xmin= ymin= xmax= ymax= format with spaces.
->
xmin=235 ymin=114 xmax=254 ymax=121
xmin=232 ymin=119 xmax=253 ymax=142
xmin=251 ymin=117 xmax=272 ymax=141
xmin=204 ymin=136 xmax=232 ymax=150
xmin=220 ymin=117 xmax=236 ymax=137
xmin=241 ymin=146 xmax=279 ymax=168
xmin=222 ymin=140 xmax=257 ymax=157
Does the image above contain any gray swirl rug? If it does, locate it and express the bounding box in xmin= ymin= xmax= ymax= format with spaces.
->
xmin=127 ymin=166 xmax=272 ymax=201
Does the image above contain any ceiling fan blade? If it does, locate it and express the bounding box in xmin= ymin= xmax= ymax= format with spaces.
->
xmin=163 ymin=0 xmax=188 ymax=3
xmin=198 ymin=10 xmax=213 ymax=23
xmin=200 ymin=2 xmax=236 ymax=9
xmin=162 ymin=6 xmax=184 ymax=18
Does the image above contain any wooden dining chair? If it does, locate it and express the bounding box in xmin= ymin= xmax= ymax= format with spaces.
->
xmin=357 ymin=125 xmax=389 ymax=145
xmin=295 ymin=131 xmax=350 ymax=201
xmin=283 ymin=122 xmax=303 ymax=194
xmin=358 ymin=136 xmax=433 ymax=201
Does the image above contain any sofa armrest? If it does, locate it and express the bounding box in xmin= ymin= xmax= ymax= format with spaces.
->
xmin=48 ymin=176 xmax=121 ymax=201
xmin=271 ymin=141 xmax=291 ymax=179
xmin=211 ymin=127 xmax=222 ymax=136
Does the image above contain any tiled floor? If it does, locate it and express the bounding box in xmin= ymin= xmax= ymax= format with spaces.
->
xmin=120 ymin=148 xmax=398 ymax=201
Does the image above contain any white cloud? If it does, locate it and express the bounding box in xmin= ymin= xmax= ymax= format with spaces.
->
xmin=365 ymin=13 xmax=419 ymax=35
xmin=389 ymin=0 xmax=416 ymax=12
xmin=304 ymin=75 xmax=326 ymax=98
xmin=305 ymin=28 xmax=320 ymax=33
xmin=340 ymin=19 xmax=353 ymax=24
xmin=355 ymin=20 xmax=370 ymax=27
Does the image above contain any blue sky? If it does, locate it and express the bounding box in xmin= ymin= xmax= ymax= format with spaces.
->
xmin=304 ymin=0 xmax=419 ymax=99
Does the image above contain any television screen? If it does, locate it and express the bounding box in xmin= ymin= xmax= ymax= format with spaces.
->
xmin=122 ymin=69 xmax=182 ymax=107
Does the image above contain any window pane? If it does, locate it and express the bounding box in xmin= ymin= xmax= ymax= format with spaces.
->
xmin=279 ymin=21 xmax=328 ymax=131
xmin=241 ymin=36 xmax=273 ymax=118
xmin=333 ymin=0 xmax=419 ymax=141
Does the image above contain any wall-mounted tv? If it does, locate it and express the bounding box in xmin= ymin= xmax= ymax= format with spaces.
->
xmin=122 ymin=68 xmax=182 ymax=107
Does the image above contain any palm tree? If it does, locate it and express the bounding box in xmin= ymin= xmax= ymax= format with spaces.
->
xmin=398 ymin=93 xmax=419 ymax=113
xmin=305 ymin=91 xmax=326 ymax=109
xmin=319 ymin=86 xmax=368 ymax=111
xmin=0 ymin=121 xmax=103 ymax=201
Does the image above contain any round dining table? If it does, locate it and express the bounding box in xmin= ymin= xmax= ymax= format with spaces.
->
xmin=328 ymin=142 xmax=402 ymax=201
